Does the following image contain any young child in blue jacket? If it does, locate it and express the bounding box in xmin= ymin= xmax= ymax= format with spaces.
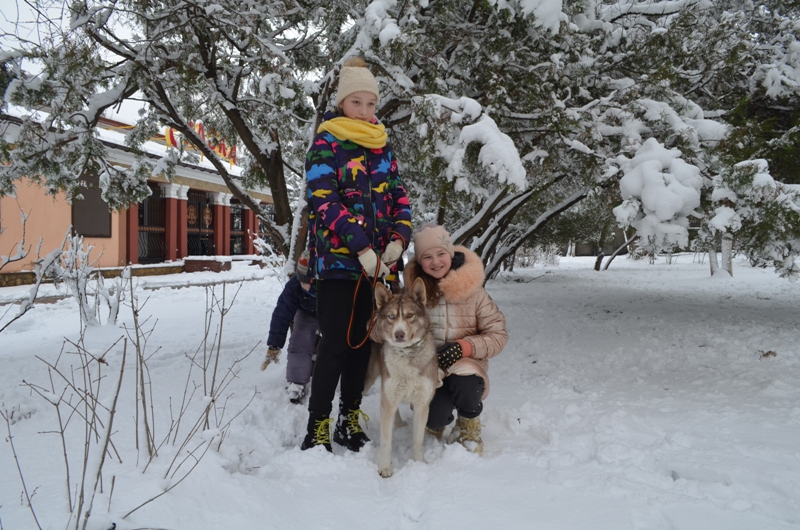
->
xmin=261 ymin=252 xmax=318 ymax=404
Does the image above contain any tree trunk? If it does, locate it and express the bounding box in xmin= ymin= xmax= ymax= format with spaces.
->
xmin=484 ymin=188 xmax=590 ymax=280
xmin=603 ymin=233 xmax=638 ymax=271
xmin=506 ymin=251 xmax=516 ymax=272
xmin=436 ymin=191 xmax=449 ymax=227
xmin=721 ymin=233 xmax=734 ymax=276
xmin=482 ymin=172 xmax=623 ymax=280
xmin=451 ymin=188 xmax=510 ymax=246
xmin=593 ymin=222 xmax=610 ymax=271
xmin=708 ymin=232 xmax=720 ymax=276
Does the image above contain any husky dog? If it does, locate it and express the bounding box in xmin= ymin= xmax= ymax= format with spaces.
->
xmin=366 ymin=277 xmax=440 ymax=478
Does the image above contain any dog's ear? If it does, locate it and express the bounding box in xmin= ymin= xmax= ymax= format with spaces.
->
xmin=410 ymin=277 xmax=427 ymax=306
xmin=374 ymin=282 xmax=392 ymax=309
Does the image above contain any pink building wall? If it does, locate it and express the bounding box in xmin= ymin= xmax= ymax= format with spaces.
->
xmin=0 ymin=179 xmax=125 ymax=273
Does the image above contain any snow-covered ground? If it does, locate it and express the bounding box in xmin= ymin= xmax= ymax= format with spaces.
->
xmin=1 ymin=255 xmax=798 ymax=530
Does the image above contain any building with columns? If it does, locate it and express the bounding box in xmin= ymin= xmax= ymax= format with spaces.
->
xmin=126 ymin=175 xmax=271 ymax=266
xmin=0 ymin=111 xmax=273 ymax=275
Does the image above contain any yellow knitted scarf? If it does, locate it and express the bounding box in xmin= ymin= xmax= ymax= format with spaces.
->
xmin=317 ymin=117 xmax=387 ymax=149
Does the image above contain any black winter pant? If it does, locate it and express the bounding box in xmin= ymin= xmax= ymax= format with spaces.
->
xmin=426 ymin=374 xmax=485 ymax=430
xmin=307 ymin=279 xmax=374 ymax=417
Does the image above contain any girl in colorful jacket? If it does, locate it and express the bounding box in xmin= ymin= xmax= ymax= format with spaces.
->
xmin=302 ymin=57 xmax=413 ymax=452
xmin=404 ymin=223 xmax=508 ymax=455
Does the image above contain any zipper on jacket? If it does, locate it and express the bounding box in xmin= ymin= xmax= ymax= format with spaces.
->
xmin=364 ymin=147 xmax=379 ymax=249
xmin=444 ymin=297 xmax=450 ymax=342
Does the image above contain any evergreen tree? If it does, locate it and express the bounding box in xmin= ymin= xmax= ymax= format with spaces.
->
xmin=2 ymin=0 xmax=798 ymax=277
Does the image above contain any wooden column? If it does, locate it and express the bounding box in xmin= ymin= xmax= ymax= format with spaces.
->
xmin=177 ymin=191 xmax=188 ymax=259
xmin=160 ymin=183 xmax=177 ymax=261
xmin=244 ymin=208 xmax=256 ymax=255
xmin=211 ymin=192 xmax=231 ymax=256
xmin=160 ymin=183 xmax=188 ymax=261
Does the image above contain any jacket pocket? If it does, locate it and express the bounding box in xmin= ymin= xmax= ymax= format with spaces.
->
xmin=341 ymin=187 xmax=367 ymax=222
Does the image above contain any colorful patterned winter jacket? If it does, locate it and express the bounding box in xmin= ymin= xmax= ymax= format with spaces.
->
xmin=305 ymin=112 xmax=412 ymax=281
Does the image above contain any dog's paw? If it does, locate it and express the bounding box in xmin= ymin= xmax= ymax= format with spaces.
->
xmin=378 ymin=466 xmax=393 ymax=478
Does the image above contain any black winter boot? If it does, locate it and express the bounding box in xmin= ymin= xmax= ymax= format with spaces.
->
xmin=300 ymin=412 xmax=333 ymax=452
xmin=333 ymin=402 xmax=370 ymax=452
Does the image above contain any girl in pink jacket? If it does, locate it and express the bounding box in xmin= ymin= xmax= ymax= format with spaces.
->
xmin=404 ymin=223 xmax=508 ymax=454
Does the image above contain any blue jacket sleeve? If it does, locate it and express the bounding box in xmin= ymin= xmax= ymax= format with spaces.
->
xmin=267 ymin=276 xmax=302 ymax=348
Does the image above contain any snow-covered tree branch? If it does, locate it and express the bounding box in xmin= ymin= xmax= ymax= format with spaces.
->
xmin=2 ymin=0 xmax=799 ymax=276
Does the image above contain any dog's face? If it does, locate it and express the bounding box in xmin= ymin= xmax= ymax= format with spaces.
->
xmin=374 ymin=278 xmax=430 ymax=346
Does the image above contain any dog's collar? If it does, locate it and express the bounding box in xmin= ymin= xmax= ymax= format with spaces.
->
xmin=389 ymin=336 xmax=427 ymax=357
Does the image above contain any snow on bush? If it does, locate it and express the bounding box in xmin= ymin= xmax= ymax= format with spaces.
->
xmin=412 ymin=95 xmax=526 ymax=194
xmin=612 ymin=138 xmax=702 ymax=250
xmin=710 ymin=159 xmax=800 ymax=281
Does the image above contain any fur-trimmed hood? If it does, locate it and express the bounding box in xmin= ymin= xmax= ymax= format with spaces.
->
xmin=404 ymin=245 xmax=485 ymax=302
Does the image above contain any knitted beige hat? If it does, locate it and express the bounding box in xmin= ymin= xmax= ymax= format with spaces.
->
xmin=413 ymin=223 xmax=455 ymax=260
xmin=335 ymin=57 xmax=380 ymax=107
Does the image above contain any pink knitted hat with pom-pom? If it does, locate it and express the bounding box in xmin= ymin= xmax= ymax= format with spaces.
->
xmin=413 ymin=224 xmax=454 ymax=260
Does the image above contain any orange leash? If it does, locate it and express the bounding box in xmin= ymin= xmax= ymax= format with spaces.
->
xmin=346 ymin=261 xmax=382 ymax=350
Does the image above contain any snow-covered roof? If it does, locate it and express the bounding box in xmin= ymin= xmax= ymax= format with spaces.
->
xmin=2 ymin=104 xmax=254 ymax=184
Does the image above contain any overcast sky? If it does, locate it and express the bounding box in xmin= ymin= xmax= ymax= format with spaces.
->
xmin=1 ymin=0 xmax=71 ymax=50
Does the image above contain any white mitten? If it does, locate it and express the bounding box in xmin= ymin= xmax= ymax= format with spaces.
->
xmin=381 ymin=240 xmax=404 ymax=265
xmin=358 ymin=249 xmax=390 ymax=278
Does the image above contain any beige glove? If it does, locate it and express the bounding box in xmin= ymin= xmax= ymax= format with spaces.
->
xmin=381 ymin=240 xmax=404 ymax=265
xmin=260 ymin=347 xmax=281 ymax=370
xmin=358 ymin=249 xmax=390 ymax=279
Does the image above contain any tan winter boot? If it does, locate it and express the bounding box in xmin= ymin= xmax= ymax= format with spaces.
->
xmin=455 ymin=416 xmax=483 ymax=455
xmin=425 ymin=426 xmax=445 ymax=440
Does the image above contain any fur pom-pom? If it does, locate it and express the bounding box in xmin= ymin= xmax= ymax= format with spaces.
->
xmin=343 ymin=56 xmax=367 ymax=68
